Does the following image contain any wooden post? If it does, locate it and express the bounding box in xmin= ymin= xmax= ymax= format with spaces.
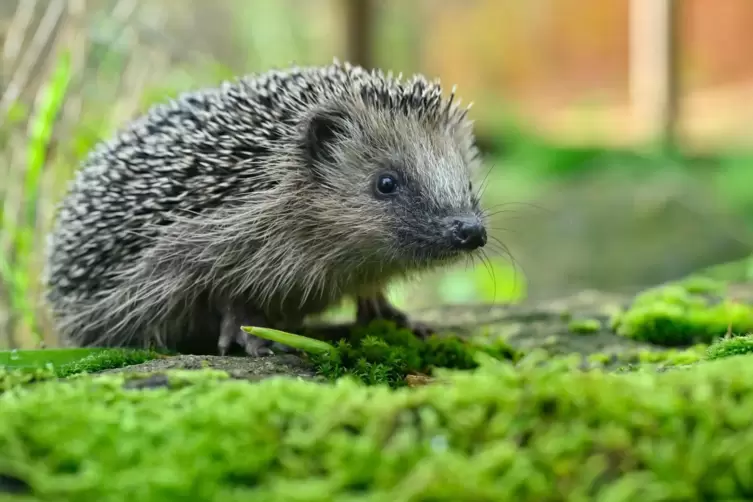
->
xmin=629 ymin=0 xmax=680 ymax=149
xmin=343 ymin=0 xmax=375 ymax=70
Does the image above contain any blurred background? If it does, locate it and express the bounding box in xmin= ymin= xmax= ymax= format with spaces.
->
xmin=2 ymin=0 xmax=753 ymax=349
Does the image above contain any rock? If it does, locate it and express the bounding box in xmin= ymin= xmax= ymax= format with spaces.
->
xmin=100 ymin=353 xmax=319 ymax=382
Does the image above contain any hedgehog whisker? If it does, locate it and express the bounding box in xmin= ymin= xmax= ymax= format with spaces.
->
xmin=476 ymin=162 xmax=495 ymax=200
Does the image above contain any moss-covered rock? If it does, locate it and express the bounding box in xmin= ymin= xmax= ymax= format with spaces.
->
xmin=611 ymin=278 xmax=753 ymax=346
xmin=3 ymin=355 xmax=753 ymax=500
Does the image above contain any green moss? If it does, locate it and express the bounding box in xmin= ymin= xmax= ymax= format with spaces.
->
xmin=310 ymin=320 xmax=520 ymax=387
xmin=586 ymin=352 xmax=611 ymax=366
xmin=609 ymin=345 xmax=707 ymax=373
xmin=0 ymin=348 xmax=161 ymax=377
xmin=4 ymin=356 xmax=753 ymax=499
xmin=53 ymin=348 xmax=161 ymax=377
xmin=637 ymin=350 xmax=669 ymax=364
xmin=612 ymin=280 xmax=753 ymax=346
xmin=569 ymin=345 xmax=706 ymax=374
xmin=677 ymin=275 xmax=725 ymax=294
xmin=0 ymin=366 xmax=56 ymax=392
xmin=0 ymin=349 xmax=160 ymax=392
xmin=0 ymin=348 xmax=108 ymax=369
xmin=568 ymin=318 xmax=602 ymax=334
xmin=665 ymin=345 xmax=706 ymax=366
xmin=707 ymin=334 xmax=753 ymax=360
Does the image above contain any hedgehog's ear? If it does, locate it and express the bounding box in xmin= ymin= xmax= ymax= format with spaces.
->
xmin=304 ymin=107 xmax=352 ymax=169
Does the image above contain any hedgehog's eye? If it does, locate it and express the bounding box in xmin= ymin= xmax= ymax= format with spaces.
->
xmin=375 ymin=174 xmax=398 ymax=196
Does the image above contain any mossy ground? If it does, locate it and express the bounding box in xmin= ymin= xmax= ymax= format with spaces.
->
xmin=3 ymin=350 xmax=753 ymax=500
xmin=3 ymin=279 xmax=753 ymax=500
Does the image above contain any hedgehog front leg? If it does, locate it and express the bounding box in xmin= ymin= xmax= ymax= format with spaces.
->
xmin=218 ymin=304 xmax=275 ymax=357
xmin=355 ymin=292 xmax=433 ymax=339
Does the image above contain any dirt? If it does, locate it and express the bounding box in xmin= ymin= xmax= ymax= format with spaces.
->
xmin=95 ymin=286 xmax=699 ymax=380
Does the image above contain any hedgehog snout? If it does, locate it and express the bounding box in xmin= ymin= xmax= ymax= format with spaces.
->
xmin=443 ymin=215 xmax=487 ymax=251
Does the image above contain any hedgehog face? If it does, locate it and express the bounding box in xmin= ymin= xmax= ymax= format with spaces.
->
xmin=302 ymin=101 xmax=486 ymax=272
xmin=368 ymin=156 xmax=487 ymax=264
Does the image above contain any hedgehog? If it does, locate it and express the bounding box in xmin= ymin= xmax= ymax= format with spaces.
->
xmin=43 ymin=59 xmax=488 ymax=357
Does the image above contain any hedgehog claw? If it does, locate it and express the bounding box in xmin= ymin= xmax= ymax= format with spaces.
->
xmin=356 ymin=292 xmax=434 ymax=340
xmin=408 ymin=321 xmax=434 ymax=340
xmin=218 ymin=326 xmax=275 ymax=357
xmin=218 ymin=307 xmax=274 ymax=357
xmin=242 ymin=337 xmax=275 ymax=357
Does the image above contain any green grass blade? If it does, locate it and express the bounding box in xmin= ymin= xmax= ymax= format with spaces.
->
xmin=23 ymin=49 xmax=72 ymax=225
xmin=241 ymin=326 xmax=335 ymax=354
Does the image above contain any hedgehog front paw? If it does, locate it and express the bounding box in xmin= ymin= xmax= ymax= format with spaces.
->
xmin=218 ymin=326 xmax=275 ymax=357
xmin=218 ymin=308 xmax=274 ymax=357
xmin=218 ymin=330 xmax=275 ymax=357
xmin=405 ymin=321 xmax=434 ymax=340
xmin=355 ymin=293 xmax=434 ymax=340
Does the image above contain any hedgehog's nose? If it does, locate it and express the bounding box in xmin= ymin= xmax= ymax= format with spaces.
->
xmin=446 ymin=216 xmax=487 ymax=250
